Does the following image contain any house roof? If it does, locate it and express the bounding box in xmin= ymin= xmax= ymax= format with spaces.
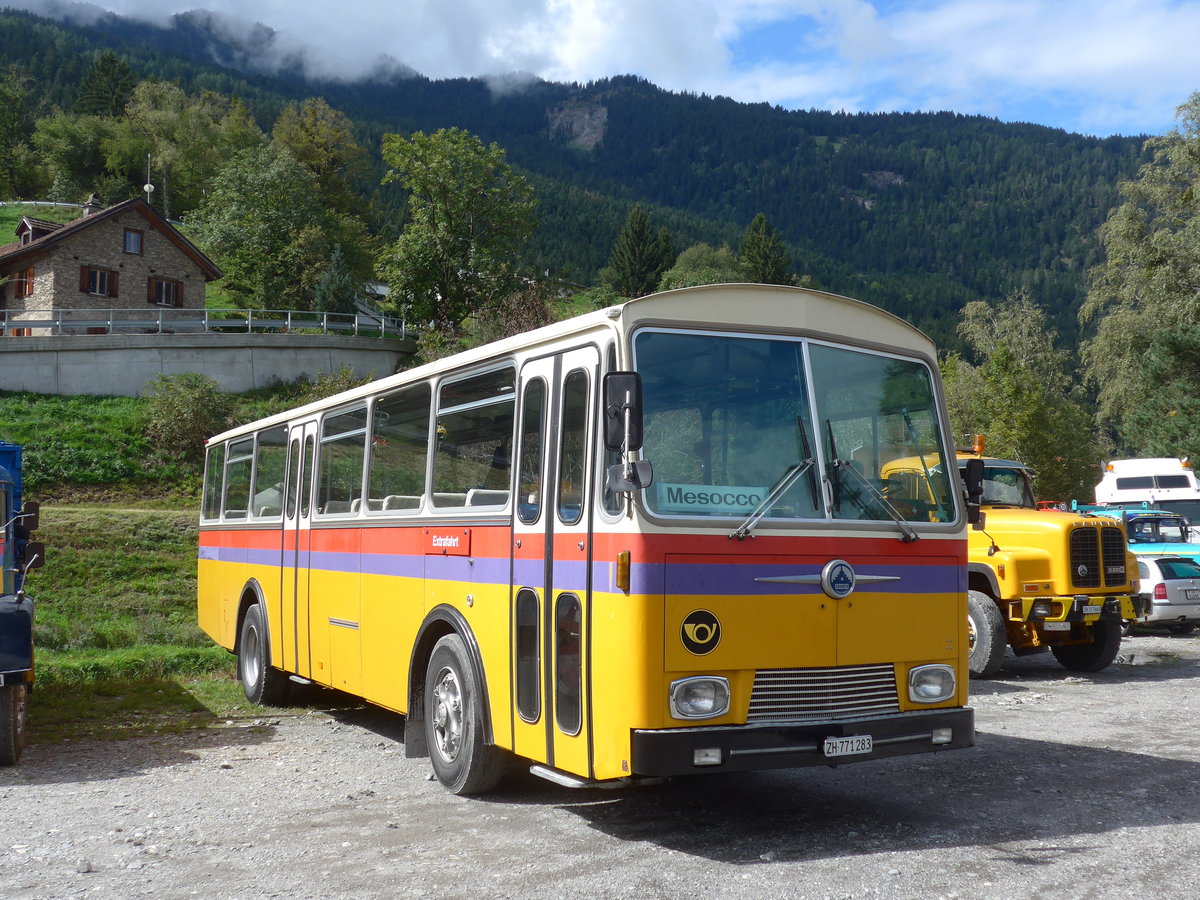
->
xmin=0 ymin=198 xmax=222 ymax=281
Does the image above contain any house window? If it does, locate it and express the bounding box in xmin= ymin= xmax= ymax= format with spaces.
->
xmin=13 ymin=267 xmax=34 ymax=299
xmin=149 ymin=277 xmax=184 ymax=307
xmin=79 ymin=265 xmax=119 ymax=298
xmin=123 ymin=228 xmax=143 ymax=254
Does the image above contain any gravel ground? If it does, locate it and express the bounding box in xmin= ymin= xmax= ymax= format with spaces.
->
xmin=4 ymin=631 xmax=1200 ymax=900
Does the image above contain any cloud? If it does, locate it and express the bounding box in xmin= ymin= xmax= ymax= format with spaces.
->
xmin=8 ymin=0 xmax=1200 ymax=135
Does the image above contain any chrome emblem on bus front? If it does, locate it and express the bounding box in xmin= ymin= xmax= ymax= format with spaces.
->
xmin=822 ymin=560 xmax=856 ymax=599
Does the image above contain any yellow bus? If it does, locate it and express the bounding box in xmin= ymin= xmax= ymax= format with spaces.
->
xmin=198 ymin=283 xmax=977 ymax=794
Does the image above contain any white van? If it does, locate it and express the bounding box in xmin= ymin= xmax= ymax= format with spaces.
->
xmin=1095 ymin=458 xmax=1200 ymax=524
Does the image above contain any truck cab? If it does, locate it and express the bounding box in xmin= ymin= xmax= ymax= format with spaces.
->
xmin=883 ymin=442 xmax=1138 ymax=677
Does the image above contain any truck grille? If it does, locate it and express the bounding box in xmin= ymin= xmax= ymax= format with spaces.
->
xmin=1069 ymin=526 xmax=1127 ymax=589
xmin=746 ymin=664 xmax=899 ymax=723
xmin=1102 ymin=527 xmax=1127 ymax=586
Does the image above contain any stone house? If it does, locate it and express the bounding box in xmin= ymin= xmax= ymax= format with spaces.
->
xmin=0 ymin=196 xmax=221 ymax=335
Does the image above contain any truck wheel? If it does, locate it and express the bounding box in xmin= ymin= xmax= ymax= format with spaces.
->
xmin=968 ymin=590 xmax=1007 ymax=678
xmin=1052 ymin=619 xmax=1122 ymax=672
xmin=0 ymin=684 xmax=27 ymax=766
xmin=238 ymin=603 xmax=289 ymax=706
xmin=1167 ymin=624 xmax=1196 ymax=635
xmin=424 ymin=633 xmax=504 ymax=795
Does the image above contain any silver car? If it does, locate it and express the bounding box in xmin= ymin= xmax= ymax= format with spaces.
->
xmin=1135 ymin=556 xmax=1200 ymax=634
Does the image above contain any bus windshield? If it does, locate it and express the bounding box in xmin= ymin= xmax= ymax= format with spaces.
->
xmin=633 ymin=330 xmax=955 ymax=524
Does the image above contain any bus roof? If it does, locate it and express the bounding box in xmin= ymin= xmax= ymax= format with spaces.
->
xmin=208 ymin=283 xmax=939 ymax=444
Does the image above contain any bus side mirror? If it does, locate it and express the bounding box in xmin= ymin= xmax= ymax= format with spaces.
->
xmin=963 ymin=458 xmax=984 ymax=526
xmin=16 ymin=501 xmax=38 ymax=535
xmin=603 ymin=372 xmax=644 ymax=452
xmin=603 ymin=371 xmax=653 ymax=493
xmin=21 ymin=542 xmax=44 ymax=571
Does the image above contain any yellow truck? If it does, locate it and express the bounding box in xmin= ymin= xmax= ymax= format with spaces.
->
xmin=883 ymin=442 xmax=1137 ymax=677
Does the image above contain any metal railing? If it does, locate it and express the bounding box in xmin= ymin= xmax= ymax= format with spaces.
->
xmin=0 ymin=307 xmax=408 ymax=340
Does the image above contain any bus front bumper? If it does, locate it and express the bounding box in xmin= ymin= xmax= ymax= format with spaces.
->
xmin=631 ymin=708 xmax=974 ymax=777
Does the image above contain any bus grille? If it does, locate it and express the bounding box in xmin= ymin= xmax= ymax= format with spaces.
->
xmin=746 ymin=664 xmax=899 ymax=723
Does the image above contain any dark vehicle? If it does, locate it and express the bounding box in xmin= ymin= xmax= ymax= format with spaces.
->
xmin=1 ymin=441 xmax=42 ymax=765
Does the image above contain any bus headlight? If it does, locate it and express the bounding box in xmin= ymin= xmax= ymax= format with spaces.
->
xmin=669 ymin=676 xmax=731 ymax=720
xmin=908 ymin=664 xmax=956 ymax=703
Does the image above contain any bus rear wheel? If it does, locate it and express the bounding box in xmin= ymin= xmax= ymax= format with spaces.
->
xmin=968 ymin=590 xmax=1007 ymax=678
xmin=0 ymin=683 xmax=27 ymax=766
xmin=1052 ymin=619 xmax=1122 ymax=672
xmin=424 ymin=633 xmax=504 ymax=795
xmin=238 ymin=603 xmax=289 ymax=706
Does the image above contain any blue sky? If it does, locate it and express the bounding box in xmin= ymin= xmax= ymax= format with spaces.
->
xmin=16 ymin=0 xmax=1200 ymax=137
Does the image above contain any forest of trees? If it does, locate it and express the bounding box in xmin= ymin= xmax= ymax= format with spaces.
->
xmin=3 ymin=7 xmax=1200 ymax=498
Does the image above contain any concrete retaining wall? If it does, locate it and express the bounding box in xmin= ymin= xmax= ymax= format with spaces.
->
xmin=0 ymin=333 xmax=415 ymax=396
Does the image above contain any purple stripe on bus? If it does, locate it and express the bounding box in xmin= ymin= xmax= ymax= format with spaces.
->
xmin=664 ymin=562 xmax=962 ymax=595
xmin=200 ymin=547 xmax=962 ymax=596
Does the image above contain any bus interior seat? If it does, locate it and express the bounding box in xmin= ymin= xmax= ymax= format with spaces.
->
xmin=383 ymin=494 xmax=422 ymax=510
xmin=466 ymin=488 xmax=510 ymax=507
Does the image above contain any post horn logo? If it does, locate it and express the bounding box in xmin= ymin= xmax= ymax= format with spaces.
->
xmin=681 ymin=609 xmax=721 ymax=655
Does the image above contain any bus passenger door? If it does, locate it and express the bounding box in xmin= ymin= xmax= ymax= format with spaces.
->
xmin=511 ymin=347 xmax=598 ymax=778
xmin=283 ymin=422 xmax=317 ymax=680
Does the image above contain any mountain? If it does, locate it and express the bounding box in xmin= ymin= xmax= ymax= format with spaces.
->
xmin=0 ymin=5 xmax=1150 ymax=349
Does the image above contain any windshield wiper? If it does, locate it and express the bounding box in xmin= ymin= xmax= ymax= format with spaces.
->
xmin=825 ymin=419 xmax=919 ymax=543
xmin=730 ymin=459 xmax=816 ymax=540
xmin=831 ymin=456 xmax=920 ymax=543
xmin=900 ymin=408 xmax=948 ymax=523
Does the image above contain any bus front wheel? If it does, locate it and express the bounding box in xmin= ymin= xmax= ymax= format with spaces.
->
xmin=238 ymin=603 xmax=289 ymax=706
xmin=968 ymin=590 xmax=1007 ymax=678
xmin=0 ymin=684 xmax=27 ymax=765
xmin=424 ymin=633 xmax=504 ymax=795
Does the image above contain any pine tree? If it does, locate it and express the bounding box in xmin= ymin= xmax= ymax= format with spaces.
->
xmin=603 ymin=205 xmax=674 ymax=298
xmin=74 ymin=51 xmax=135 ymax=117
xmin=313 ymin=245 xmax=358 ymax=315
xmin=739 ymin=213 xmax=792 ymax=285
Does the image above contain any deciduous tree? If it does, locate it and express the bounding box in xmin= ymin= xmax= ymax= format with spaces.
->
xmin=944 ymin=292 xmax=1098 ymax=500
xmin=1082 ymin=92 xmax=1200 ymax=445
xmin=379 ymin=127 xmax=537 ymax=338
xmin=657 ymin=243 xmax=741 ymax=290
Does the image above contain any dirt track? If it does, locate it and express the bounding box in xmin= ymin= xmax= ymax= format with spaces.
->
xmin=3 ymin=631 xmax=1200 ymax=900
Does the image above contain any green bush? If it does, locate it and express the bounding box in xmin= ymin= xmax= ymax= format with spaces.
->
xmin=142 ymin=373 xmax=235 ymax=463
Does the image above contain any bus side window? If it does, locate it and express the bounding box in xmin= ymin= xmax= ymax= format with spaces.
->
xmin=515 ymin=588 xmax=540 ymax=722
xmin=202 ymin=442 xmax=225 ymax=522
xmin=557 ymin=369 xmax=589 ymax=525
xmin=317 ymin=406 xmax=368 ymax=516
xmin=432 ymin=368 xmax=516 ymax=510
xmin=517 ymin=379 xmax=546 ymax=524
xmin=223 ymin=437 xmax=254 ymax=520
xmin=367 ymin=384 xmax=431 ymax=515
xmin=251 ymin=426 xmax=288 ymax=519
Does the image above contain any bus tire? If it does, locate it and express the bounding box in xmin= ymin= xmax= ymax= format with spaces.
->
xmin=968 ymin=590 xmax=1006 ymax=678
xmin=238 ymin=603 xmax=289 ymax=706
xmin=0 ymin=684 xmax=27 ymax=766
xmin=424 ymin=633 xmax=504 ymax=795
xmin=1052 ymin=619 xmax=1122 ymax=672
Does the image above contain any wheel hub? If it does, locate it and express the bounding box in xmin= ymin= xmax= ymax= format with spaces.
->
xmin=432 ymin=668 xmax=463 ymax=762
